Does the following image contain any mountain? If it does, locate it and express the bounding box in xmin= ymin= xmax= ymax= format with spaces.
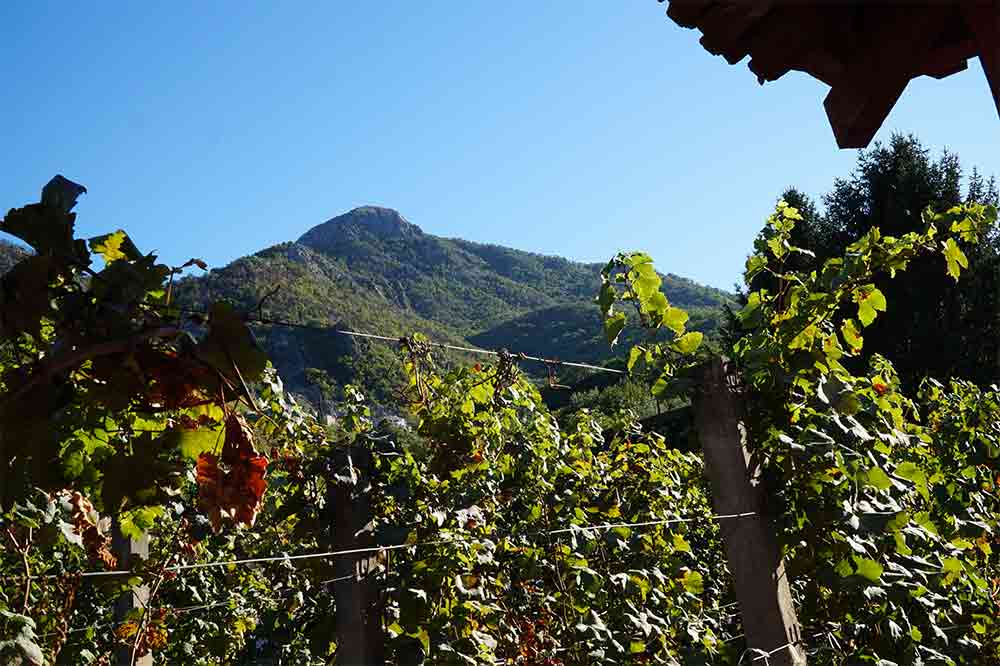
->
xmin=170 ymin=206 xmax=734 ymax=406
xmin=0 ymin=240 xmax=29 ymax=275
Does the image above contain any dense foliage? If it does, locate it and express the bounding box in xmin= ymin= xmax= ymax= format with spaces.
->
xmin=739 ymin=134 xmax=1000 ymax=388
xmin=2 ymin=171 xmax=998 ymax=666
xmin=0 ymin=180 xmax=734 ymax=665
xmin=0 ymin=177 xmax=276 ymax=663
xmin=730 ymin=199 xmax=1000 ymax=662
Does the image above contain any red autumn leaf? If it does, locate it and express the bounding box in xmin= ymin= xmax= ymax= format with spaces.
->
xmin=222 ymin=413 xmax=254 ymax=463
xmin=195 ymin=414 xmax=268 ymax=531
xmin=873 ymin=382 xmax=889 ymax=396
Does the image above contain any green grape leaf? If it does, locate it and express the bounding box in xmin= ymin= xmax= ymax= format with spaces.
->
xmin=100 ymin=450 xmax=179 ymax=513
xmin=597 ymin=283 xmax=615 ymax=317
xmin=627 ymin=347 xmax=643 ymax=373
xmin=841 ymin=319 xmax=863 ymax=352
xmin=893 ymin=462 xmax=929 ymax=501
xmin=745 ymin=254 xmax=767 ymax=281
xmin=645 ymin=291 xmax=669 ymax=317
xmin=662 ymin=306 xmax=689 ymax=335
xmin=89 ymin=230 xmax=142 ymax=264
xmin=119 ymin=506 xmax=164 ymax=539
xmin=41 ymin=174 xmax=87 ymax=212
xmin=633 ymin=270 xmax=661 ymax=303
xmin=0 ymin=255 xmax=59 ymax=340
xmin=163 ymin=427 xmax=224 ymax=462
xmin=681 ymin=570 xmax=704 ymax=594
xmin=1 ymin=203 xmax=88 ymax=262
xmin=673 ymin=331 xmax=703 ymax=354
xmin=851 ymin=556 xmax=884 ymax=583
xmin=604 ymin=311 xmax=626 ymax=346
xmin=863 ymin=466 xmax=892 ymax=491
xmin=942 ymin=237 xmax=968 ymax=280
xmin=857 ymin=286 xmax=886 ymax=327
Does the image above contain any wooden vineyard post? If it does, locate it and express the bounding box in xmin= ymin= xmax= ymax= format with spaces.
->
xmin=328 ymin=444 xmax=384 ymax=664
xmin=112 ymin=529 xmax=152 ymax=666
xmin=693 ymin=358 xmax=806 ymax=665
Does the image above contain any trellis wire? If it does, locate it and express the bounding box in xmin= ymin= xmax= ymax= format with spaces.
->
xmin=153 ymin=303 xmax=625 ymax=375
xmin=71 ymin=512 xmax=756 ymax=579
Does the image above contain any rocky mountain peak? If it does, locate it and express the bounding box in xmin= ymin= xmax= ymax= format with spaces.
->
xmin=297 ymin=206 xmax=422 ymax=250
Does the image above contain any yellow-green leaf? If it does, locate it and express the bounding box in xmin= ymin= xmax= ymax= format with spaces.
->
xmin=863 ymin=466 xmax=892 ymax=491
xmin=942 ymin=237 xmax=968 ymax=280
xmin=841 ymin=319 xmax=863 ymax=352
xmin=662 ymin=306 xmax=689 ymax=335
xmin=682 ymin=570 xmax=704 ymax=594
xmin=89 ymin=230 xmax=141 ymax=264
xmin=673 ymin=331 xmax=703 ymax=354
xmin=851 ymin=556 xmax=883 ymax=582
xmin=857 ymin=286 xmax=886 ymax=327
xmin=604 ymin=311 xmax=626 ymax=346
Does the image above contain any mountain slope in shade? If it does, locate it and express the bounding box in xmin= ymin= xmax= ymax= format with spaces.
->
xmin=174 ymin=206 xmax=733 ymax=405
xmin=0 ymin=240 xmax=29 ymax=275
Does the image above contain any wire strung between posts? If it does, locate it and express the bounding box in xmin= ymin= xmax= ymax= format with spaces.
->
xmin=740 ymin=628 xmax=838 ymax=663
xmin=333 ymin=329 xmax=623 ymax=374
xmin=72 ymin=512 xmax=756 ymax=579
xmin=154 ymin=303 xmax=625 ymax=375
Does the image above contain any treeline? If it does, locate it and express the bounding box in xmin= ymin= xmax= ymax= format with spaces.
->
xmin=734 ymin=133 xmax=999 ymax=389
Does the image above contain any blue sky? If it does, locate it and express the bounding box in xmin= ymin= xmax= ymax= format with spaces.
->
xmin=2 ymin=2 xmax=997 ymax=289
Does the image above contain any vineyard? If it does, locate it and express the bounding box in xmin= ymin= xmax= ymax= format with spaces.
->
xmin=1 ymin=175 xmax=998 ymax=665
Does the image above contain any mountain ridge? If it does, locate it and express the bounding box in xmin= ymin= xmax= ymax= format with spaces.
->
xmin=299 ymin=205 xmax=424 ymax=247
xmin=12 ymin=205 xmax=726 ymax=407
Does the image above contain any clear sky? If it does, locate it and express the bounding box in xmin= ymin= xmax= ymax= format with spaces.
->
xmin=2 ymin=1 xmax=997 ymax=290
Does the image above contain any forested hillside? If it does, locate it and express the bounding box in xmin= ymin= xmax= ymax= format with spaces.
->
xmin=0 ymin=240 xmax=28 ymax=274
xmin=174 ymin=206 xmax=732 ymax=404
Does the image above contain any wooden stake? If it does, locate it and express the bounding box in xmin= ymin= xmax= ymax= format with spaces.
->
xmin=693 ymin=358 xmax=806 ymax=665
xmin=328 ymin=444 xmax=384 ymax=664
xmin=112 ymin=530 xmax=151 ymax=666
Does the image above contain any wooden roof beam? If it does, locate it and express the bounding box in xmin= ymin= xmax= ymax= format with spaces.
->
xmin=962 ymin=1 xmax=1000 ymax=118
xmin=663 ymin=0 xmax=714 ymax=29
xmin=746 ymin=7 xmax=833 ymax=83
xmin=916 ymin=38 xmax=975 ymax=79
xmin=697 ymin=4 xmax=773 ymax=65
xmin=824 ymin=7 xmax=952 ymax=148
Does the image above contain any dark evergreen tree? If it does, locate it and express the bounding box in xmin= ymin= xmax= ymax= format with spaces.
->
xmin=732 ymin=134 xmax=1000 ymax=388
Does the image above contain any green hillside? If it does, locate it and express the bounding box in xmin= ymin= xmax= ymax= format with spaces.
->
xmin=174 ymin=206 xmax=733 ymax=406
xmin=469 ymin=302 xmax=726 ymax=364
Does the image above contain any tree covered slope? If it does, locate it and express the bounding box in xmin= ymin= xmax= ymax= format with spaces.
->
xmin=174 ymin=206 xmax=733 ymax=403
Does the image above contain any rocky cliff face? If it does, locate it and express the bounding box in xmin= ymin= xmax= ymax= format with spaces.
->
xmin=298 ymin=206 xmax=423 ymax=249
